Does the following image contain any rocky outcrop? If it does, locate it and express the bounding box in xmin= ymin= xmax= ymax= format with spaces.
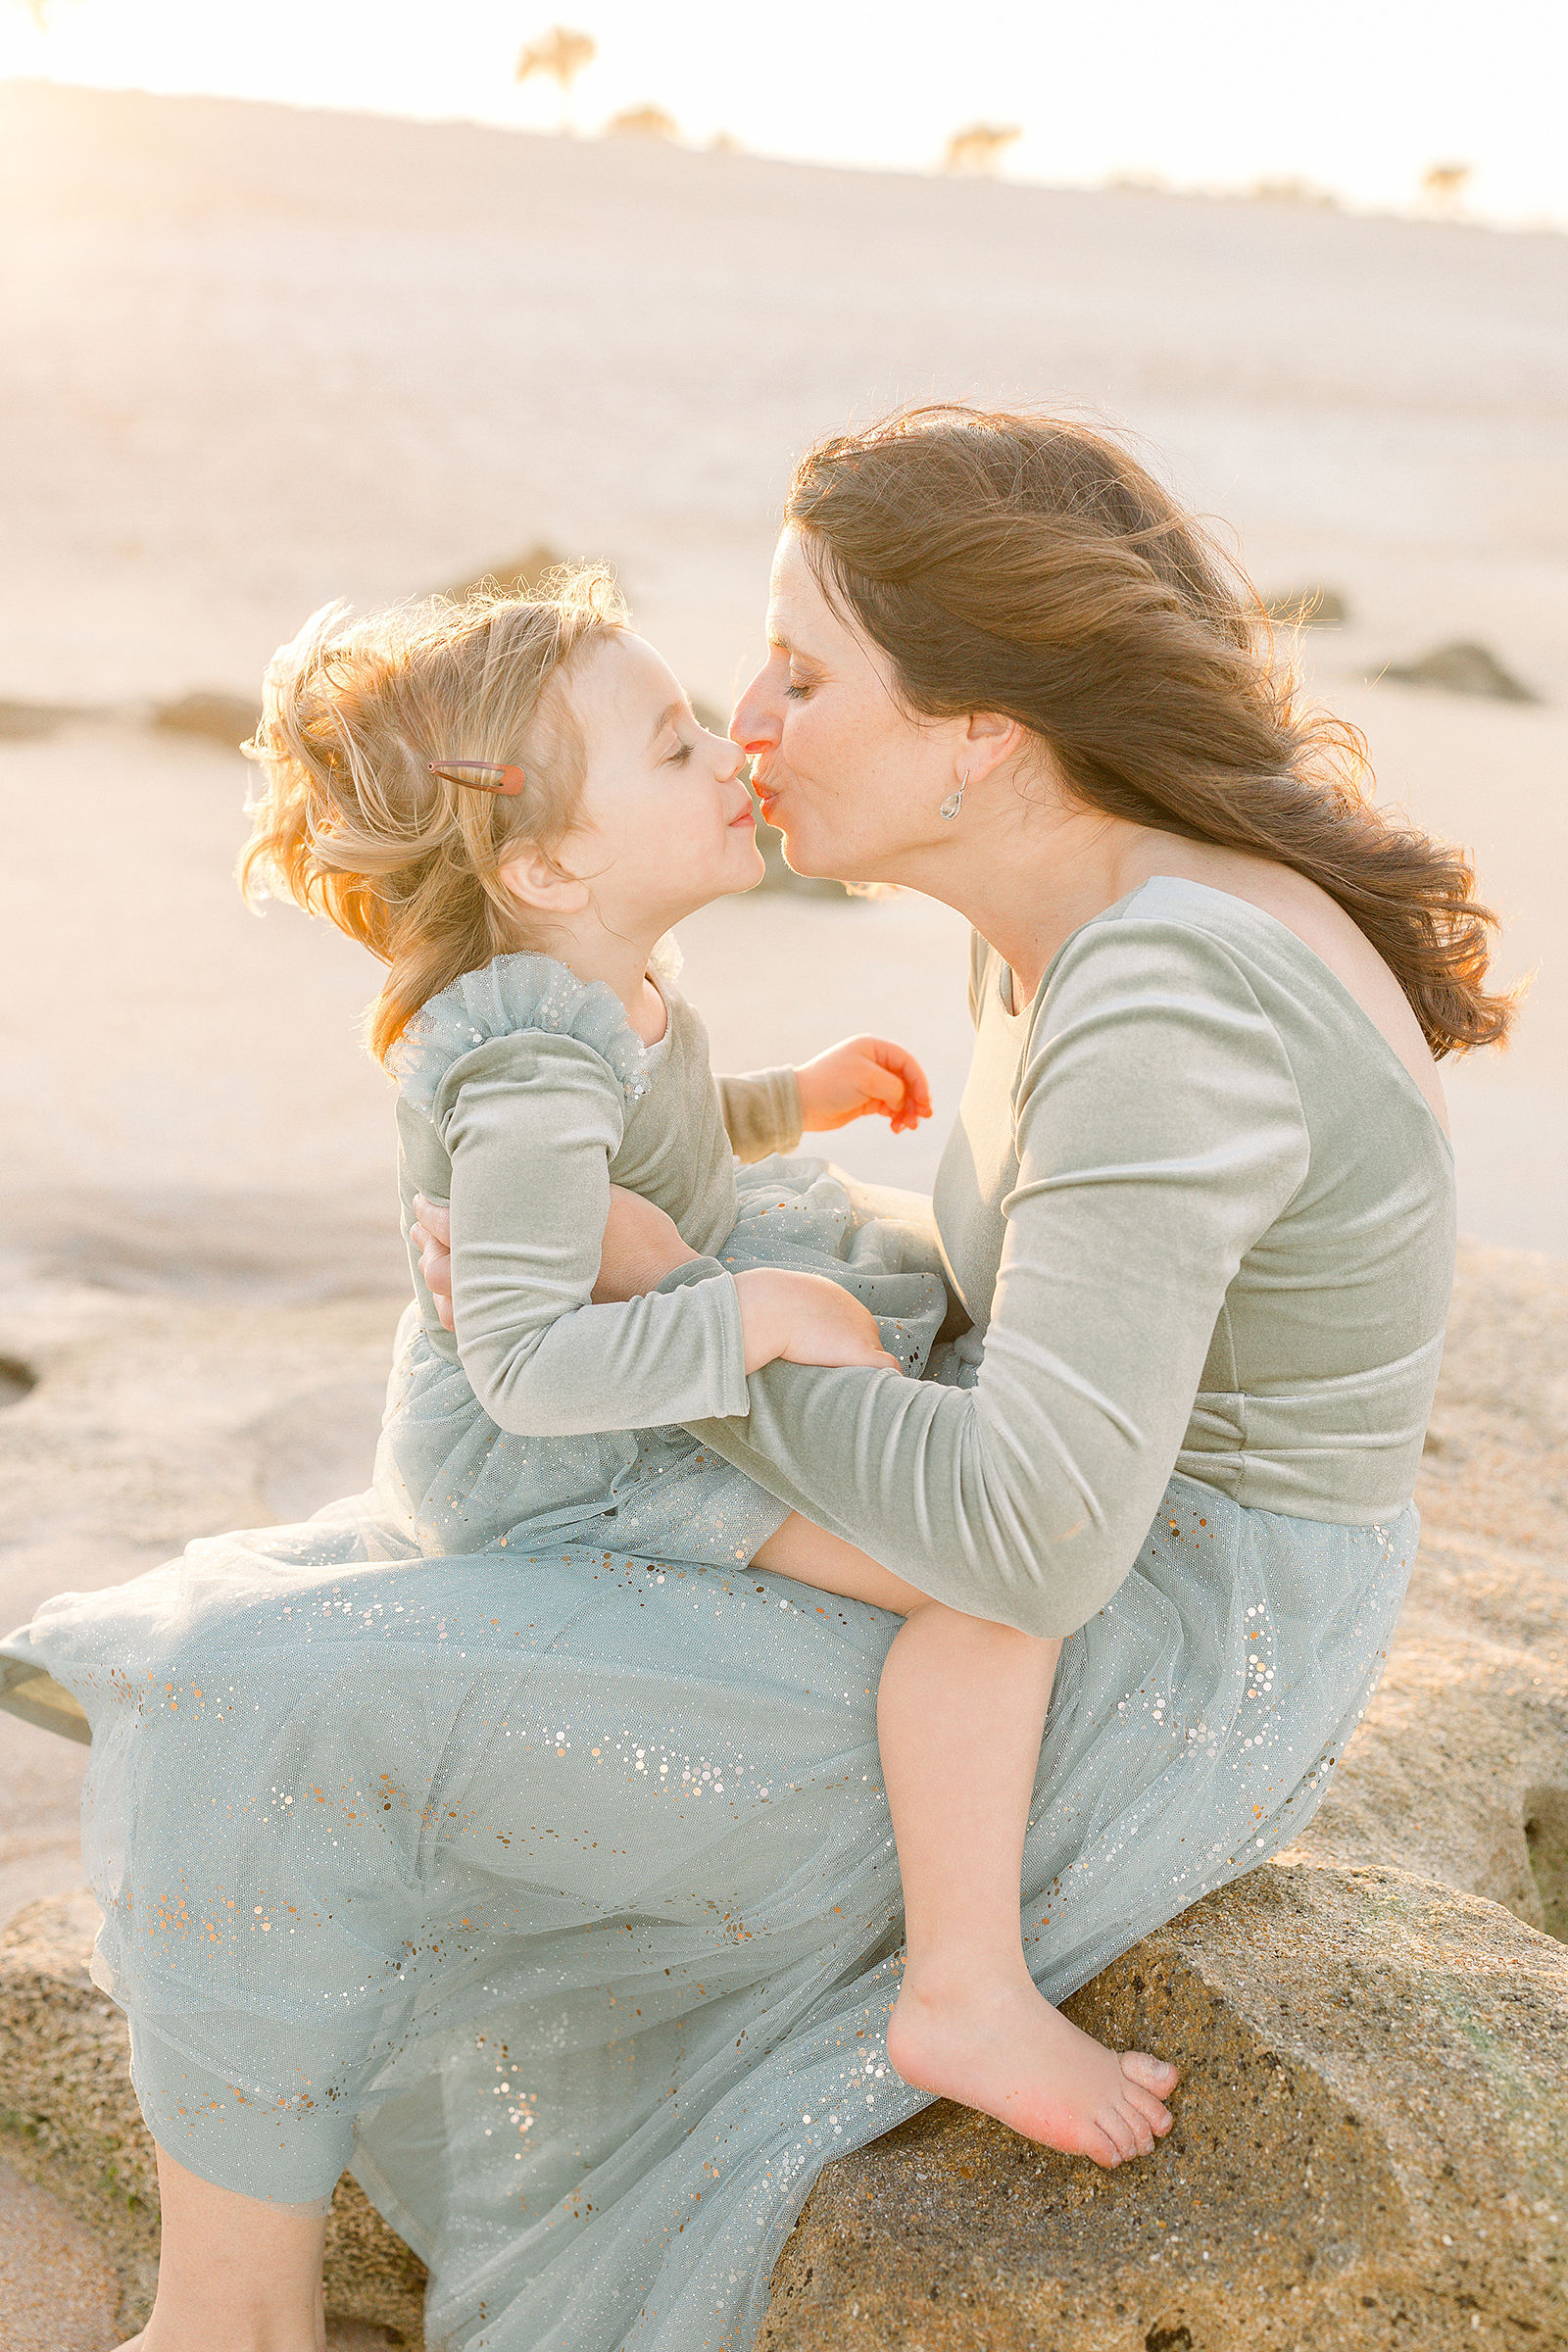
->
xmin=764 ymin=1864 xmax=1566 ymax=2348
xmin=1263 ymin=584 xmax=1350 ymax=625
xmin=151 ymin=689 xmax=263 ymax=748
xmin=1 ymin=1243 xmax=1563 ymax=2345
xmin=1384 ymin=642 xmax=1540 ymax=703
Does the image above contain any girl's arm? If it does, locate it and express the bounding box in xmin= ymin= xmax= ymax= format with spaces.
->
xmin=440 ymin=1032 xmax=744 ymax=1435
xmin=717 ymin=1037 xmax=932 ymax=1161
xmin=434 ymin=1032 xmax=891 ymax=1436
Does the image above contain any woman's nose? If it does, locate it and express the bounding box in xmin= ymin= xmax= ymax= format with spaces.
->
xmin=730 ymin=662 xmax=781 ymax=752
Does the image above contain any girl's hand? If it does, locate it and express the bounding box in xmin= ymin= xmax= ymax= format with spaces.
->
xmin=795 ymin=1036 xmax=933 ymax=1136
xmin=734 ymin=1269 xmax=901 ymax=1375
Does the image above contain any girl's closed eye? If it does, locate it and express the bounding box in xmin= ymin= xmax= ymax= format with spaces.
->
xmin=784 ymin=674 xmax=816 ymax=701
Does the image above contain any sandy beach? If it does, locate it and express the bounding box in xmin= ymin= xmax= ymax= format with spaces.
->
xmin=0 ymin=77 xmax=1564 ymax=2346
xmin=2 ymin=77 xmax=1564 ymax=1249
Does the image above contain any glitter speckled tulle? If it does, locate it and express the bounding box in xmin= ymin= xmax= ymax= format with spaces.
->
xmin=12 ymin=1453 xmax=1411 ymax=2351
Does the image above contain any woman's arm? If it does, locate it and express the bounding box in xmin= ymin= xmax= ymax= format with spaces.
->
xmin=684 ymin=920 xmax=1310 ymax=1639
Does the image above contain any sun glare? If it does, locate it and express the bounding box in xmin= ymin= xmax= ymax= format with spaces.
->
xmin=0 ymin=0 xmax=1562 ymax=229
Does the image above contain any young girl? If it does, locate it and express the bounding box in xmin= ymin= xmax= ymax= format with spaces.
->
xmin=237 ymin=565 xmax=1176 ymax=2175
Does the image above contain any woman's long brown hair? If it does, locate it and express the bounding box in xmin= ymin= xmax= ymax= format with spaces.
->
xmin=787 ymin=406 xmax=1515 ymax=1056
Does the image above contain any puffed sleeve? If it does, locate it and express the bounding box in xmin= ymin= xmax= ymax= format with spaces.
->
xmin=684 ymin=916 xmax=1311 ymax=1636
xmin=716 ymin=1067 xmax=804 ymax=1163
xmin=437 ymin=1032 xmax=751 ymax=1436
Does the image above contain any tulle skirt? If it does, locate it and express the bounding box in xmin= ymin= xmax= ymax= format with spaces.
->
xmin=0 ymin=1160 xmax=1415 ymax=2350
xmin=3 ymin=1480 xmax=1411 ymax=2351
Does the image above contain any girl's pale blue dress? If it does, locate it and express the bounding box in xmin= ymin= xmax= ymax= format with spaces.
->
xmin=0 ymin=882 xmax=1454 ymax=2352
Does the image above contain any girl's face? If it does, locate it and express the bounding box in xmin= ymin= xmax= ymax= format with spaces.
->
xmin=729 ymin=530 xmax=966 ymax=887
xmin=560 ymin=632 xmax=763 ymax=930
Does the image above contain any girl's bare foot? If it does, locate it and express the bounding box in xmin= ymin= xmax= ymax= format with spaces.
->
xmin=887 ymin=1966 xmax=1178 ymax=2167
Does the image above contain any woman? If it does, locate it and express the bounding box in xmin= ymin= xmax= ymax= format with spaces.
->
xmin=3 ymin=407 xmax=1498 ymax=2352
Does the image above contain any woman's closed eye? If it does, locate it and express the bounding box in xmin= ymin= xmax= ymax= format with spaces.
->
xmin=784 ymin=674 xmax=816 ymax=701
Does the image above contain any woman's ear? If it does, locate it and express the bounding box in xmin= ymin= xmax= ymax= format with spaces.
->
xmin=960 ymin=710 xmax=1025 ymax=786
xmin=498 ymin=842 xmax=592 ymax=915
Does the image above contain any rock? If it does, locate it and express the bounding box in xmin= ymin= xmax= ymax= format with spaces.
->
xmin=0 ymin=702 xmax=84 ymax=742
xmin=0 ymin=2145 xmax=123 ymax=2352
xmin=0 ymin=1890 xmax=428 ymax=2343
xmin=605 ymin=107 xmax=679 ymax=141
xmin=0 ymin=1889 xmax=160 ymax=2333
xmin=765 ymin=1865 xmax=1567 ymax=2349
xmin=435 ymin=542 xmax=571 ymax=606
xmin=1383 ymin=642 xmax=1540 ymax=703
xmin=152 ymin=690 xmax=263 ymax=749
xmin=1263 ymin=585 xmax=1350 ymax=625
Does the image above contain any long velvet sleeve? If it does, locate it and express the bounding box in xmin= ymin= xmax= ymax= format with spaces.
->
xmin=686 ymin=918 xmax=1311 ymax=1638
xmin=438 ymin=1032 xmax=750 ymax=1437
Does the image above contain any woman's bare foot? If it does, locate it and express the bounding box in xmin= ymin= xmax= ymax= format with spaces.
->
xmin=887 ymin=1965 xmax=1178 ymax=2167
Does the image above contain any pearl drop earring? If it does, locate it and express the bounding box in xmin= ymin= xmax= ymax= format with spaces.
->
xmin=940 ymin=769 xmax=969 ymax=822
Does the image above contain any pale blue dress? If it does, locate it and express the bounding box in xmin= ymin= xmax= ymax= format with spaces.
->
xmin=0 ymin=881 xmax=1453 ymax=2352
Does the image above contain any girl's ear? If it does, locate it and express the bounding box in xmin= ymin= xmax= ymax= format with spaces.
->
xmin=498 ymin=842 xmax=591 ymax=915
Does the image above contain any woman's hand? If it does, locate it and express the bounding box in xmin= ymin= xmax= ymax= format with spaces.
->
xmin=412 ymin=1189 xmax=698 ymax=1321
xmin=410 ymin=1195 xmax=457 ymax=1330
xmin=795 ymin=1036 xmax=933 ymax=1136
xmin=734 ymin=1269 xmax=901 ymax=1375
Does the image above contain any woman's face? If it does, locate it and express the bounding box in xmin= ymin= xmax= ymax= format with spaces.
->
xmin=730 ymin=531 xmax=965 ymax=886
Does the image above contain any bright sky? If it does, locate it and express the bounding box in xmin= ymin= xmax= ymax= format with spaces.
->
xmin=2 ymin=0 xmax=1563 ymax=229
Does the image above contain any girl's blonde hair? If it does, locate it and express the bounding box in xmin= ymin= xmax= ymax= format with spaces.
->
xmin=238 ymin=567 xmax=627 ymax=1063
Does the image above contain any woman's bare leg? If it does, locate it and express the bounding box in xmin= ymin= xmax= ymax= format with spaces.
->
xmin=752 ymin=1514 xmax=1178 ymax=2166
xmin=119 ymin=2142 xmax=327 ymax=2352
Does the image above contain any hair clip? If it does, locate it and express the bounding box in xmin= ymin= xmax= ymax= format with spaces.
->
xmin=427 ymin=760 xmax=527 ymax=797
